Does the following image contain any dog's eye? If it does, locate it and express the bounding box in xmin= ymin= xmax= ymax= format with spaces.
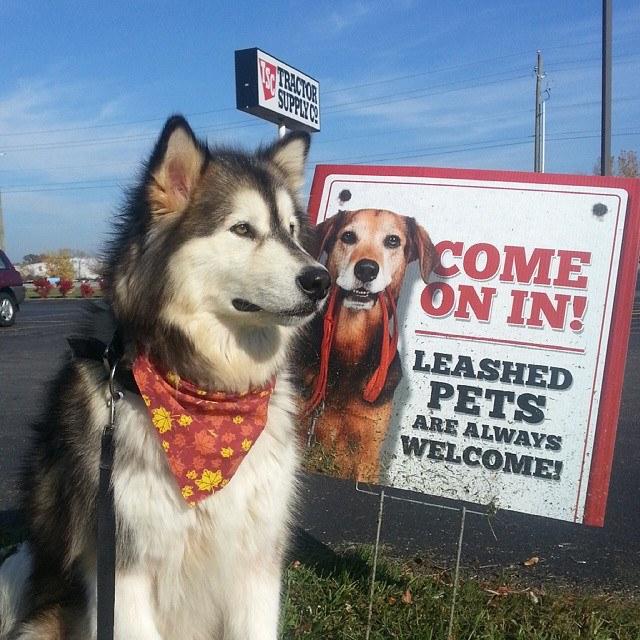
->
xmin=289 ymin=222 xmax=296 ymax=235
xmin=340 ymin=230 xmax=357 ymax=245
xmin=231 ymin=223 xmax=255 ymax=239
xmin=384 ymin=235 xmax=401 ymax=248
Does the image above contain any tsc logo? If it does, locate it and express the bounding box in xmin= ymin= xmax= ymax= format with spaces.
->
xmin=259 ymin=58 xmax=277 ymax=101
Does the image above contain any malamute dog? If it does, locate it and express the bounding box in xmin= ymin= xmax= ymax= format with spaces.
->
xmin=0 ymin=115 xmax=330 ymax=639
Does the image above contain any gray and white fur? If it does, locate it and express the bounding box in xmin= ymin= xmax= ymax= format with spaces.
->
xmin=0 ymin=115 xmax=329 ymax=639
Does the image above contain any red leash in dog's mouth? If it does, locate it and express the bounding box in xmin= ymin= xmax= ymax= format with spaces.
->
xmin=306 ymin=287 xmax=399 ymax=414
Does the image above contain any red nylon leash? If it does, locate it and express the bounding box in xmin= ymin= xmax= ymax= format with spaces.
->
xmin=306 ymin=288 xmax=398 ymax=414
xmin=363 ymin=291 xmax=398 ymax=402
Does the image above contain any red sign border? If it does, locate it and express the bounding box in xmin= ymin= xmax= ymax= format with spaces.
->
xmin=308 ymin=164 xmax=640 ymax=527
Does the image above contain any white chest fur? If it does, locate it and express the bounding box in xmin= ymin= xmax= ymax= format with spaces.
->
xmin=104 ymin=377 xmax=299 ymax=640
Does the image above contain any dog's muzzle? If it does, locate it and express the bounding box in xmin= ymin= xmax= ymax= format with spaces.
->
xmin=296 ymin=266 xmax=331 ymax=302
xmin=353 ymin=259 xmax=379 ymax=283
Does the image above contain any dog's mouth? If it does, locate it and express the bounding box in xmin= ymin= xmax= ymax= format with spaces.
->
xmin=232 ymin=298 xmax=262 ymax=313
xmin=344 ymin=288 xmax=377 ymax=303
xmin=232 ymin=298 xmax=316 ymax=318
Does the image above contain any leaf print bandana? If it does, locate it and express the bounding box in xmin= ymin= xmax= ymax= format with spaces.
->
xmin=132 ymin=353 xmax=274 ymax=505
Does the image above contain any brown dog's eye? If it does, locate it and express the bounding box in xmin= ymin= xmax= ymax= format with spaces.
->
xmin=340 ymin=230 xmax=357 ymax=245
xmin=384 ymin=235 xmax=401 ymax=248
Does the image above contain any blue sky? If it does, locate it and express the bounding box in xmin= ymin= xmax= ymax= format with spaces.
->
xmin=0 ymin=0 xmax=638 ymax=260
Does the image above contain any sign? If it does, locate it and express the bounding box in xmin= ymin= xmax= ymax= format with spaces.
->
xmin=302 ymin=165 xmax=640 ymax=526
xmin=235 ymin=48 xmax=320 ymax=132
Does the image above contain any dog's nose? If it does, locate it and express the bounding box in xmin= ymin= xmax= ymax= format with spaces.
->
xmin=297 ymin=267 xmax=331 ymax=301
xmin=354 ymin=259 xmax=379 ymax=283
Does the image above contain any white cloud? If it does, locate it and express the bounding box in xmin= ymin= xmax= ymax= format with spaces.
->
xmin=328 ymin=2 xmax=371 ymax=33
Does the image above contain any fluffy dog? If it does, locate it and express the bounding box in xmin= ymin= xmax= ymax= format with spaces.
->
xmin=303 ymin=208 xmax=436 ymax=483
xmin=0 ymin=116 xmax=329 ymax=639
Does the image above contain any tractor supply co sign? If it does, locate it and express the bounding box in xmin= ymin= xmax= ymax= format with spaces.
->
xmin=235 ymin=48 xmax=320 ymax=132
xmin=305 ymin=165 xmax=640 ymax=526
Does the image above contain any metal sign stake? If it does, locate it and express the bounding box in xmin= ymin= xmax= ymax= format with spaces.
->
xmin=365 ymin=488 xmax=385 ymax=640
xmin=447 ymin=506 xmax=467 ymax=640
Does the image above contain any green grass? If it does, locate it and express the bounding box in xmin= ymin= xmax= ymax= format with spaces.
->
xmin=2 ymin=527 xmax=637 ymax=639
xmin=281 ymin=546 xmax=640 ymax=640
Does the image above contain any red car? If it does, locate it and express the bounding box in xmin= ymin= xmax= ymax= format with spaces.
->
xmin=0 ymin=250 xmax=25 ymax=326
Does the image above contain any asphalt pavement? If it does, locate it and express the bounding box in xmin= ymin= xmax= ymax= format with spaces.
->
xmin=1 ymin=299 xmax=639 ymax=591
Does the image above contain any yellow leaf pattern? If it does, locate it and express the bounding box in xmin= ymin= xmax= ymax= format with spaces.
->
xmin=166 ymin=371 xmax=180 ymax=387
xmin=195 ymin=469 xmax=223 ymax=492
xmin=152 ymin=407 xmax=172 ymax=433
xmin=178 ymin=414 xmax=193 ymax=427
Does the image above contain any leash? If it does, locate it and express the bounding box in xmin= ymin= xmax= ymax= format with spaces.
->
xmin=96 ymin=334 xmax=124 ymax=640
xmin=305 ymin=287 xmax=338 ymax=414
xmin=305 ymin=287 xmax=399 ymax=415
xmin=68 ymin=331 xmax=128 ymax=640
xmin=362 ymin=291 xmax=398 ymax=402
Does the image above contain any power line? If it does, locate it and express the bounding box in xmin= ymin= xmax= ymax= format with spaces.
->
xmin=324 ymin=69 xmax=530 ymax=112
xmin=0 ymin=94 xmax=634 ymax=173
xmin=0 ymin=108 xmax=236 ymax=138
xmin=0 ymin=38 xmax=614 ymax=140
xmin=315 ymin=130 xmax=640 ymax=165
xmin=0 ymin=71 xmax=534 ymax=153
xmin=0 ymin=119 xmax=266 ymax=153
xmin=4 ymin=129 xmax=638 ymax=193
xmin=1 ymin=48 xmax=637 ymax=156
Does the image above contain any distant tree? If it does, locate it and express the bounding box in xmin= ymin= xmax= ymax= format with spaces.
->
xmin=22 ymin=253 xmax=43 ymax=265
xmin=617 ymin=150 xmax=639 ymax=178
xmin=45 ymin=250 xmax=75 ymax=281
xmin=593 ymin=150 xmax=639 ymax=177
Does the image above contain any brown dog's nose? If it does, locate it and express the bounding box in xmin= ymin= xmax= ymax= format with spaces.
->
xmin=354 ymin=259 xmax=379 ymax=283
xmin=297 ymin=266 xmax=331 ymax=301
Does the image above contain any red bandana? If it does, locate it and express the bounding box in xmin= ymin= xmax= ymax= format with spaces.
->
xmin=132 ymin=354 xmax=274 ymax=505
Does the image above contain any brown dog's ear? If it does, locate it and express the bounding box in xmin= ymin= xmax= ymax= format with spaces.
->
xmin=406 ymin=218 xmax=438 ymax=283
xmin=147 ymin=115 xmax=208 ymax=216
xmin=315 ymin=210 xmax=347 ymax=258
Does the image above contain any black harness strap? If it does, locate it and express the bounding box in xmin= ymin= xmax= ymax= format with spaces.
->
xmin=97 ymin=417 xmax=116 ymax=640
xmin=68 ymin=330 xmax=133 ymax=640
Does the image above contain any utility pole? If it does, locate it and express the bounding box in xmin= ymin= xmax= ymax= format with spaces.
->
xmin=0 ymin=152 xmax=6 ymax=252
xmin=534 ymin=50 xmax=545 ymax=173
xmin=541 ymin=88 xmax=550 ymax=173
xmin=601 ymin=0 xmax=612 ymax=176
xmin=0 ymin=190 xmax=5 ymax=253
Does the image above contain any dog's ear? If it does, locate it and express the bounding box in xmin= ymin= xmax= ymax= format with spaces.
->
xmin=315 ymin=210 xmax=347 ymax=258
xmin=146 ymin=115 xmax=208 ymax=216
xmin=406 ymin=218 xmax=438 ymax=283
xmin=262 ymin=131 xmax=310 ymax=192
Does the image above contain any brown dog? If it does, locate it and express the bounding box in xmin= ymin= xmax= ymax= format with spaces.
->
xmin=302 ymin=209 xmax=436 ymax=482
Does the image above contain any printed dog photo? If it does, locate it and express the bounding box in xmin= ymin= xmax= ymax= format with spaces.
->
xmin=300 ymin=207 xmax=437 ymax=483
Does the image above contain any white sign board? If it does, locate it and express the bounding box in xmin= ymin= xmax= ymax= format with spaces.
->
xmin=303 ymin=165 xmax=640 ymax=526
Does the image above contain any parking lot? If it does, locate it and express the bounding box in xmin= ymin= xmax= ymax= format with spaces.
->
xmin=1 ymin=298 xmax=640 ymax=589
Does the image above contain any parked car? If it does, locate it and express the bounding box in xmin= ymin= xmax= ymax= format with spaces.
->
xmin=0 ymin=250 xmax=25 ymax=326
